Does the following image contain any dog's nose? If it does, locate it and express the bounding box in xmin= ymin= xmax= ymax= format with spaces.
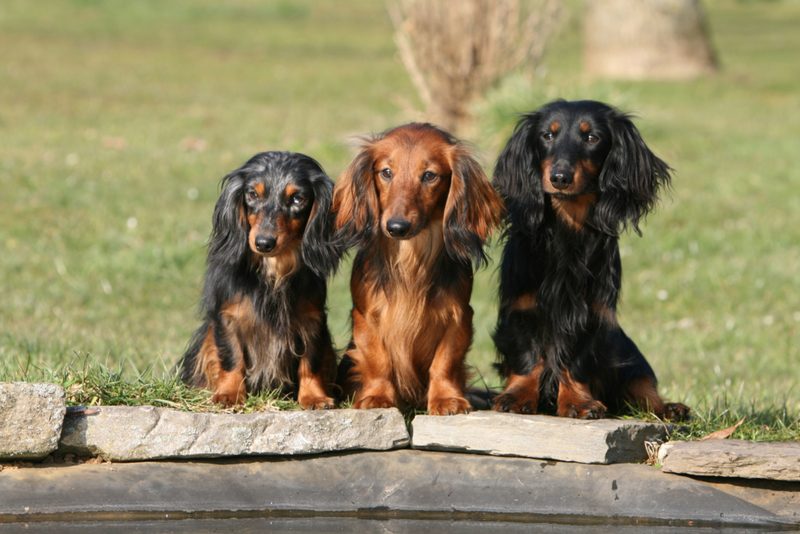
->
xmin=386 ymin=218 xmax=411 ymax=238
xmin=550 ymin=169 xmax=574 ymax=190
xmin=255 ymin=235 xmax=277 ymax=253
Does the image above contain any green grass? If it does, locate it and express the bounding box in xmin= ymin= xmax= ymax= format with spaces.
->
xmin=1 ymin=0 xmax=798 ymax=440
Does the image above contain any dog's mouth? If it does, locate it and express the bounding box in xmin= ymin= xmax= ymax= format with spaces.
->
xmin=545 ymin=182 xmax=597 ymax=200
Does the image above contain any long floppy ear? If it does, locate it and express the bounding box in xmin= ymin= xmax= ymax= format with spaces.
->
xmin=208 ymin=168 xmax=249 ymax=267
xmin=300 ymin=158 xmax=340 ymax=278
xmin=444 ymin=145 xmax=506 ymax=269
xmin=595 ymin=112 xmax=672 ymax=236
xmin=492 ymin=112 xmax=546 ymax=233
xmin=331 ymin=142 xmax=380 ymax=250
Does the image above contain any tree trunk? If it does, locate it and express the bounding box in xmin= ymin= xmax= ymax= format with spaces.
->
xmin=583 ymin=0 xmax=718 ymax=80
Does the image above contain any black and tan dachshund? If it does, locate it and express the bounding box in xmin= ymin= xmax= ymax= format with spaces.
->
xmin=492 ymin=100 xmax=689 ymax=420
xmin=179 ymin=152 xmax=339 ymax=409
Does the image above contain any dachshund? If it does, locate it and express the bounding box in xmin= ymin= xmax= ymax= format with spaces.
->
xmin=491 ymin=100 xmax=689 ymax=420
xmin=333 ymin=123 xmax=505 ymax=415
xmin=178 ymin=152 xmax=340 ymax=409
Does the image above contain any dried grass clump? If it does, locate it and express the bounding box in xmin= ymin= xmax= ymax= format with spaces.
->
xmin=388 ymin=0 xmax=564 ymax=134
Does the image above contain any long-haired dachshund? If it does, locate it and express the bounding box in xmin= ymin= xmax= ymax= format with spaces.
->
xmin=333 ymin=123 xmax=505 ymax=415
xmin=492 ymin=100 xmax=689 ymax=420
xmin=178 ymin=152 xmax=339 ymax=409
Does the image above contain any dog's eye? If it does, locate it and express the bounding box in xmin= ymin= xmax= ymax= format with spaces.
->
xmin=290 ymin=194 xmax=305 ymax=206
xmin=542 ymin=132 xmax=554 ymax=141
xmin=587 ymin=135 xmax=600 ymax=144
xmin=380 ymin=168 xmax=392 ymax=181
xmin=247 ymin=190 xmax=259 ymax=201
xmin=421 ymin=171 xmax=438 ymax=183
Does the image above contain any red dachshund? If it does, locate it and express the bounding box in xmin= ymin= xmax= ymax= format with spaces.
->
xmin=333 ymin=123 xmax=504 ymax=415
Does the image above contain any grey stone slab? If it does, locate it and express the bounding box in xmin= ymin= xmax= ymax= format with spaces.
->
xmin=57 ymin=406 xmax=409 ymax=461
xmin=0 ymin=450 xmax=793 ymax=527
xmin=0 ymin=382 xmax=66 ymax=460
xmin=411 ymin=411 xmax=671 ymax=464
xmin=660 ymin=439 xmax=800 ymax=481
xmin=0 ymin=517 xmax=788 ymax=534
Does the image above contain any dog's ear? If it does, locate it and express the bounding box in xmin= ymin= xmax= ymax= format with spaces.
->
xmin=596 ymin=112 xmax=672 ymax=236
xmin=300 ymin=158 xmax=340 ymax=278
xmin=493 ymin=113 xmax=546 ymax=232
xmin=444 ymin=146 xmax=505 ymax=269
xmin=208 ymin=168 xmax=249 ymax=267
xmin=331 ymin=142 xmax=380 ymax=250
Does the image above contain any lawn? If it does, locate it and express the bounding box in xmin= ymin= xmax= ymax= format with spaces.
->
xmin=1 ymin=0 xmax=798 ymax=438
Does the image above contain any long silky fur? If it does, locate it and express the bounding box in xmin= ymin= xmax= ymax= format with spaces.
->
xmin=493 ymin=100 xmax=672 ymax=407
xmin=178 ymin=151 xmax=339 ymax=395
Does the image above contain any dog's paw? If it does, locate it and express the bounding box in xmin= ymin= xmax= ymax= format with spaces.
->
xmin=558 ymin=399 xmax=606 ymax=419
xmin=211 ymin=390 xmax=246 ymax=407
xmin=492 ymin=391 xmax=538 ymax=414
xmin=353 ymin=395 xmax=395 ymax=410
xmin=661 ymin=402 xmax=691 ymax=422
xmin=300 ymin=396 xmax=336 ymax=410
xmin=428 ymin=396 xmax=471 ymax=416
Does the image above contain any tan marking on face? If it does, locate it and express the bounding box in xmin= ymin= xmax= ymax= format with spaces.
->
xmin=247 ymin=206 xmax=307 ymax=263
xmin=247 ymin=211 xmax=265 ymax=252
xmin=285 ymin=184 xmax=298 ymax=198
xmin=252 ymin=183 xmax=266 ymax=197
xmin=549 ymin=121 xmax=560 ymax=133
xmin=580 ymin=121 xmax=591 ymax=133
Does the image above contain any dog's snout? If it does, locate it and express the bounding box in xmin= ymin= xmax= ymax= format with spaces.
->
xmin=386 ymin=218 xmax=411 ymax=238
xmin=550 ymin=169 xmax=574 ymax=190
xmin=255 ymin=235 xmax=277 ymax=253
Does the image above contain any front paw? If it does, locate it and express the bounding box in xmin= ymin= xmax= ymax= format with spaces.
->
xmin=211 ymin=390 xmax=246 ymax=407
xmin=428 ymin=396 xmax=471 ymax=416
xmin=492 ymin=391 xmax=538 ymax=414
xmin=300 ymin=396 xmax=336 ymax=410
xmin=558 ymin=399 xmax=606 ymax=419
xmin=353 ymin=395 xmax=395 ymax=410
xmin=661 ymin=402 xmax=691 ymax=422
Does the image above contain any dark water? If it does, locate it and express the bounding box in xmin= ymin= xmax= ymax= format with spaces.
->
xmin=0 ymin=516 xmax=792 ymax=534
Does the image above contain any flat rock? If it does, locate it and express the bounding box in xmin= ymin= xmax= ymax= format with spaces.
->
xmin=660 ymin=439 xmax=800 ymax=481
xmin=0 ymin=450 xmax=793 ymax=527
xmin=0 ymin=382 xmax=66 ymax=460
xmin=411 ymin=411 xmax=671 ymax=464
xmin=57 ymin=406 xmax=409 ymax=461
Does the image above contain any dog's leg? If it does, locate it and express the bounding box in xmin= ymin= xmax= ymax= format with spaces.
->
xmin=197 ymin=323 xmax=247 ymax=407
xmin=625 ymin=375 xmax=690 ymax=421
xmin=427 ymin=307 xmax=472 ymax=416
xmin=350 ymin=308 xmax=398 ymax=409
xmin=297 ymin=344 xmax=336 ymax=410
xmin=493 ymin=361 xmax=544 ymax=414
xmin=556 ymin=368 xmax=606 ymax=419
xmin=211 ymin=366 xmax=247 ymax=407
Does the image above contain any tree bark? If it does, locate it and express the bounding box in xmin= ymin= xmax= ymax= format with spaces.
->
xmin=584 ymin=0 xmax=718 ymax=80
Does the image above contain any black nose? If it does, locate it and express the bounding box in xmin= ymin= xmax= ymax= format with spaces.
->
xmin=550 ymin=169 xmax=574 ymax=190
xmin=386 ymin=218 xmax=411 ymax=238
xmin=255 ymin=235 xmax=277 ymax=253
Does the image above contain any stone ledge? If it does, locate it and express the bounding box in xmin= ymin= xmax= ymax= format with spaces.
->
xmin=0 ymin=450 xmax=794 ymax=526
xmin=58 ymin=406 xmax=409 ymax=461
xmin=660 ymin=439 xmax=800 ymax=481
xmin=412 ymin=411 xmax=672 ymax=464
xmin=0 ymin=382 xmax=66 ymax=460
